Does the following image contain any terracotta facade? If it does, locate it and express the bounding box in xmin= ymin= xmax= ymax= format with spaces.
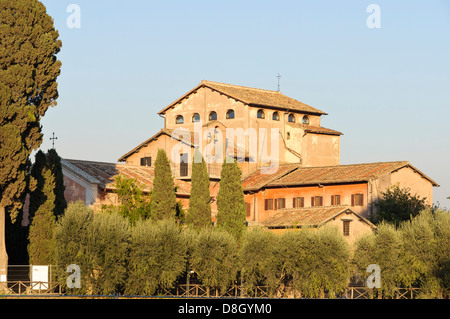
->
xmin=61 ymin=80 xmax=438 ymax=241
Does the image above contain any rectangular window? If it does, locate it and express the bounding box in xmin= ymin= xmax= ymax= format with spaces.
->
xmin=140 ymin=157 xmax=151 ymax=167
xmin=351 ymin=194 xmax=364 ymax=206
xmin=264 ymin=199 xmax=274 ymax=210
xmin=311 ymin=196 xmax=323 ymax=207
xmin=293 ymin=197 xmax=305 ymax=208
xmin=331 ymin=195 xmax=341 ymax=206
xmin=343 ymin=220 xmax=351 ymax=236
xmin=180 ymin=153 xmax=188 ymax=177
xmin=264 ymin=198 xmax=284 ymax=210
xmin=277 ymin=198 xmax=286 ymax=209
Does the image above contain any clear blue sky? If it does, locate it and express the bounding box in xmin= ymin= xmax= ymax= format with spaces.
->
xmin=39 ymin=0 xmax=450 ymax=207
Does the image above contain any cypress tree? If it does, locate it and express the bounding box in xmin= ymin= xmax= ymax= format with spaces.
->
xmin=46 ymin=149 xmax=67 ymax=219
xmin=27 ymin=163 xmax=56 ymax=265
xmin=186 ymin=149 xmax=211 ymax=230
xmin=28 ymin=150 xmax=48 ymax=223
xmin=151 ymin=149 xmax=177 ymax=220
xmin=0 ymin=0 xmax=62 ymax=274
xmin=216 ymin=157 xmax=247 ymax=240
xmin=26 ymin=149 xmax=65 ymax=264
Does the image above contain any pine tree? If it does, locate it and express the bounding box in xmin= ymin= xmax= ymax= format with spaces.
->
xmin=216 ymin=157 xmax=247 ymax=240
xmin=151 ymin=149 xmax=177 ymax=220
xmin=0 ymin=0 xmax=62 ymax=273
xmin=186 ymin=149 xmax=211 ymax=230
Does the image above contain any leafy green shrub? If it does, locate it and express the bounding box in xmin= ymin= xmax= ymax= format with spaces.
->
xmin=189 ymin=227 xmax=238 ymax=295
xmin=239 ymin=227 xmax=281 ymax=296
xmin=125 ymin=219 xmax=187 ymax=295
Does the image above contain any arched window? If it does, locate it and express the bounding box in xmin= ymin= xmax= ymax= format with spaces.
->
xmin=226 ymin=109 xmax=235 ymax=119
xmin=288 ymin=114 xmax=296 ymax=123
xmin=257 ymin=109 xmax=265 ymax=119
xmin=192 ymin=113 xmax=200 ymax=122
xmin=272 ymin=112 xmax=280 ymax=121
xmin=176 ymin=115 xmax=184 ymax=124
xmin=302 ymin=115 xmax=310 ymax=125
xmin=287 ymin=132 xmax=291 ymax=140
xmin=209 ymin=111 xmax=217 ymax=121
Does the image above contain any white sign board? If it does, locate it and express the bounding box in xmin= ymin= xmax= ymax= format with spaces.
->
xmin=31 ymin=265 xmax=49 ymax=290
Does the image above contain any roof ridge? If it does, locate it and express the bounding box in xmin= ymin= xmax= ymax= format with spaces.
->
xmin=201 ymin=80 xmax=280 ymax=94
xmin=295 ymin=160 xmax=410 ymax=170
xmin=251 ymin=160 xmax=409 ymax=173
xmin=64 ymin=158 xmax=119 ymax=166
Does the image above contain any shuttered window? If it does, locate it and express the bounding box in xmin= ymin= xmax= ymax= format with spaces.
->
xmin=293 ymin=197 xmax=305 ymax=208
xmin=246 ymin=203 xmax=251 ymax=217
xmin=331 ymin=195 xmax=341 ymax=206
xmin=351 ymin=194 xmax=364 ymax=206
xmin=311 ymin=196 xmax=323 ymax=207
xmin=264 ymin=199 xmax=274 ymax=210
xmin=264 ymin=198 xmax=285 ymax=210
xmin=277 ymin=198 xmax=286 ymax=209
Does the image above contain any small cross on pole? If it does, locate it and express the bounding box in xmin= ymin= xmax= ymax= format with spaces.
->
xmin=277 ymin=73 xmax=281 ymax=92
xmin=50 ymin=132 xmax=58 ymax=149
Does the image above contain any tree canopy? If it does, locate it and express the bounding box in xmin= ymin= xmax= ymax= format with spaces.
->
xmin=373 ymin=184 xmax=428 ymax=226
xmin=186 ymin=149 xmax=211 ymax=230
xmin=216 ymin=157 xmax=247 ymax=240
xmin=0 ymin=0 xmax=62 ymax=222
xmin=150 ymin=149 xmax=177 ymax=221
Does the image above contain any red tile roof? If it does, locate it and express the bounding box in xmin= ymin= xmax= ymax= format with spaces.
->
xmin=243 ymin=161 xmax=439 ymax=191
xmin=261 ymin=206 xmax=376 ymax=228
xmin=63 ymin=159 xmax=191 ymax=195
xmin=158 ymin=80 xmax=327 ymax=115
xmin=297 ymin=124 xmax=343 ymax=136
xmin=241 ymin=164 xmax=299 ymax=191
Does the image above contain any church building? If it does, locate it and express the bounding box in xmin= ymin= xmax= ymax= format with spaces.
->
xmin=63 ymin=80 xmax=439 ymax=241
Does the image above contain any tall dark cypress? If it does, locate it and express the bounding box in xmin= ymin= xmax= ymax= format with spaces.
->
xmin=186 ymin=149 xmax=211 ymax=230
xmin=151 ymin=149 xmax=177 ymax=220
xmin=46 ymin=149 xmax=67 ymax=219
xmin=0 ymin=0 xmax=62 ymax=275
xmin=216 ymin=157 xmax=247 ymax=240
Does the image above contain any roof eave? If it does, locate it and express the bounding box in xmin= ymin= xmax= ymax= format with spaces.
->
xmin=248 ymin=103 xmax=327 ymax=116
xmin=117 ymin=130 xmax=168 ymax=162
xmin=388 ymin=162 xmax=439 ymax=187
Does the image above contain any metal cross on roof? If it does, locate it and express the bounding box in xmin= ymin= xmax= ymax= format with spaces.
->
xmin=277 ymin=73 xmax=281 ymax=92
xmin=50 ymin=132 xmax=58 ymax=149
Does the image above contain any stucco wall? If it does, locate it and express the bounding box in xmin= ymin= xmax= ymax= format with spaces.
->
xmin=245 ymin=182 xmax=369 ymax=222
xmin=267 ymin=211 xmax=374 ymax=245
xmin=390 ymin=166 xmax=434 ymax=205
xmin=62 ymin=170 xmax=98 ymax=205
xmin=301 ymin=133 xmax=340 ymax=167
